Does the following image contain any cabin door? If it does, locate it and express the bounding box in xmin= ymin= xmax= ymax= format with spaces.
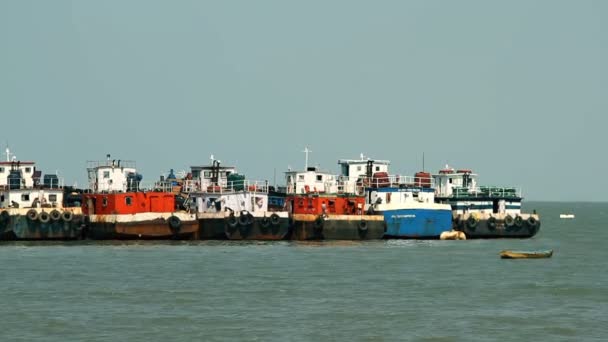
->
xmin=87 ymin=198 xmax=96 ymax=215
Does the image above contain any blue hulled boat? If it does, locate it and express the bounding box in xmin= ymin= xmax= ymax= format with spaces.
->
xmin=338 ymin=157 xmax=453 ymax=239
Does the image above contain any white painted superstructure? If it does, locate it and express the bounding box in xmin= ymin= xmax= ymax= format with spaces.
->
xmin=0 ymin=150 xmax=64 ymax=209
xmin=87 ymin=155 xmax=138 ymax=192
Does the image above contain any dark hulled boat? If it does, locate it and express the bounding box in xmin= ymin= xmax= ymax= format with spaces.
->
xmin=187 ymin=158 xmax=290 ymax=240
xmin=433 ymin=167 xmax=541 ymax=238
xmin=0 ymin=152 xmax=84 ymax=240
xmin=285 ymin=156 xmax=385 ymax=240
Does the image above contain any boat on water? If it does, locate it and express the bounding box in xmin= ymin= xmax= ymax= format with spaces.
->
xmin=433 ymin=166 xmax=541 ymax=238
xmin=560 ymin=214 xmax=575 ymax=219
xmin=81 ymin=155 xmax=198 ymax=239
xmin=0 ymin=149 xmax=84 ymax=240
xmin=186 ymin=157 xmax=290 ymax=240
xmin=500 ymin=250 xmax=553 ymax=259
xmin=341 ymin=157 xmax=452 ymax=239
xmin=284 ymin=151 xmax=385 ymax=240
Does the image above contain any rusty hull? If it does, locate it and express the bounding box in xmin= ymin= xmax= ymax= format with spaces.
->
xmin=0 ymin=209 xmax=85 ymax=240
xmin=291 ymin=214 xmax=385 ymax=240
xmin=85 ymin=218 xmax=199 ymax=240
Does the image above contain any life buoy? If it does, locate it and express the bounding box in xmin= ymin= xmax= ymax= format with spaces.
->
xmin=168 ymin=215 xmax=181 ymax=232
xmin=504 ymin=215 xmax=515 ymax=227
xmin=270 ymin=213 xmax=280 ymax=226
xmin=50 ymin=209 xmax=62 ymax=221
xmin=487 ymin=216 xmax=497 ymax=230
xmin=466 ymin=216 xmax=478 ymax=230
xmin=358 ymin=220 xmax=368 ymax=231
xmin=39 ymin=211 xmax=50 ymax=223
xmin=26 ymin=209 xmax=39 ymax=221
xmin=62 ymin=211 xmax=73 ymax=222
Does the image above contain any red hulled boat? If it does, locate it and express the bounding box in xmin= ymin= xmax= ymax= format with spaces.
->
xmin=81 ymin=156 xmax=198 ymax=239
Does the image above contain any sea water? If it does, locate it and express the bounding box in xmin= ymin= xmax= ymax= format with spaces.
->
xmin=1 ymin=202 xmax=606 ymax=341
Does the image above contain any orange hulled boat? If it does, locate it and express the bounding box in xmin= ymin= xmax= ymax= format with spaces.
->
xmin=81 ymin=155 xmax=198 ymax=239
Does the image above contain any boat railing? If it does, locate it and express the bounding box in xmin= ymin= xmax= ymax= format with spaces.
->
xmin=182 ymin=179 xmax=270 ymax=194
xmin=86 ymin=160 xmax=137 ymax=169
xmin=451 ymin=186 xmax=522 ymax=198
xmin=358 ymin=174 xmax=435 ymax=189
xmin=0 ymin=177 xmax=65 ymax=190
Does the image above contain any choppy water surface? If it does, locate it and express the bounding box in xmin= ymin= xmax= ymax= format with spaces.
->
xmin=1 ymin=202 xmax=607 ymax=341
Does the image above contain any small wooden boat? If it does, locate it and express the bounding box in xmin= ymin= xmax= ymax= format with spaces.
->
xmin=500 ymin=250 xmax=553 ymax=259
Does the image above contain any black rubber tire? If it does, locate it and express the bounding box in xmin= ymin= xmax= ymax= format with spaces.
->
xmin=527 ymin=216 xmax=538 ymax=228
xmin=168 ymin=215 xmax=181 ymax=231
xmin=358 ymin=220 xmax=368 ymax=231
xmin=39 ymin=211 xmax=50 ymax=223
xmin=504 ymin=215 xmax=515 ymax=227
xmin=50 ymin=209 xmax=62 ymax=221
xmin=314 ymin=216 xmax=324 ymax=229
xmin=226 ymin=214 xmax=238 ymax=228
xmin=260 ymin=216 xmax=271 ymax=228
xmin=27 ymin=209 xmax=39 ymax=221
xmin=62 ymin=211 xmax=73 ymax=222
xmin=487 ymin=216 xmax=497 ymax=230
xmin=270 ymin=213 xmax=280 ymax=226
xmin=466 ymin=216 xmax=478 ymax=231
xmin=514 ymin=215 xmax=524 ymax=227
xmin=0 ymin=210 xmax=9 ymax=224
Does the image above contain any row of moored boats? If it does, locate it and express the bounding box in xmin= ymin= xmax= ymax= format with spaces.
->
xmin=0 ymin=149 xmax=541 ymax=241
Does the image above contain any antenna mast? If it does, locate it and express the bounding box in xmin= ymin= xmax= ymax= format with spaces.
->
xmin=302 ymin=147 xmax=312 ymax=170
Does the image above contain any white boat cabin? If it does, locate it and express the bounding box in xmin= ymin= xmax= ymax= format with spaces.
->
xmin=432 ymin=166 xmax=479 ymax=198
xmin=432 ymin=165 xmax=522 ymax=215
xmin=337 ymin=156 xmax=390 ymax=191
xmin=190 ymin=191 xmax=269 ymax=214
xmin=87 ymin=155 xmax=139 ymax=192
xmin=285 ymin=167 xmax=338 ymax=194
xmin=186 ymin=158 xmax=237 ymax=192
xmin=367 ymin=186 xmax=444 ymax=213
xmin=0 ymin=158 xmax=64 ymax=209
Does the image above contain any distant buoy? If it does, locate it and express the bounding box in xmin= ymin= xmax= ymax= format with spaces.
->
xmin=440 ymin=230 xmax=467 ymax=240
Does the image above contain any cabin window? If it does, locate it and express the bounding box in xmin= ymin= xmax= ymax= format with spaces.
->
xmin=298 ymin=175 xmax=304 ymax=181
xmin=22 ymin=194 xmax=30 ymax=201
xmin=449 ymin=178 xmax=453 ymax=184
xmin=49 ymin=194 xmax=57 ymax=202
xmin=102 ymin=197 xmax=108 ymax=207
xmin=357 ymin=166 xmax=362 ymax=171
xmin=125 ymin=196 xmax=133 ymax=206
xmin=0 ymin=167 xmax=4 ymax=173
xmin=103 ymin=171 xmax=110 ymax=179
xmin=376 ymin=166 xmax=380 ymax=171
xmin=203 ymin=171 xmax=211 ymax=178
xmin=25 ymin=167 xmax=31 ymax=173
xmin=316 ymin=175 xmax=323 ymax=181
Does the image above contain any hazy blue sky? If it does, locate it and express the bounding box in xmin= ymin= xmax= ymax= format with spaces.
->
xmin=1 ymin=1 xmax=606 ymax=201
